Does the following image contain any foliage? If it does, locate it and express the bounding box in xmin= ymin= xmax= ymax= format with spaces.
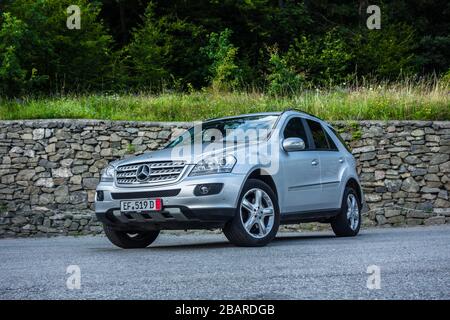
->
xmin=416 ymin=36 xmax=450 ymax=73
xmin=202 ymin=29 xmax=240 ymax=91
xmin=266 ymin=48 xmax=305 ymax=95
xmin=1 ymin=78 xmax=448 ymax=121
xmin=284 ymin=31 xmax=353 ymax=86
xmin=0 ymin=0 xmax=449 ymax=97
xmin=442 ymin=69 xmax=450 ymax=86
xmin=126 ymin=143 xmax=136 ymax=154
xmin=122 ymin=3 xmax=206 ymax=91
xmin=0 ymin=13 xmax=45 ymax=96
xmin=353 ymin=24 xmax=417 ymax=79
xmin=1 ymin=0 xmax=112 ymax=96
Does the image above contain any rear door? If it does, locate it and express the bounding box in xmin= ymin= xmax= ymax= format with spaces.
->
xmin=304 ymin=119 xmax=344 ymax=209
xmin=280 ymin=116 xmax=322 ymax=213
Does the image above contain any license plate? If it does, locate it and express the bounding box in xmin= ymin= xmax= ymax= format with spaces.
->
xmin=120 ymin=199 xmax=162 ymax=212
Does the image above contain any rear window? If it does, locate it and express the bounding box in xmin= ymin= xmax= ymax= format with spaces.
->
xmin=329 ymin=126 xmax=351 ymax=152
xmin=305 ymin=119 xmax=330 ymax=150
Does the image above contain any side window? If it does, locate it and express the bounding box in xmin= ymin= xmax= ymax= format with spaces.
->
xmin=283 ymin=117 xmax=309 ymax=148
xmin=324 ymin=129 xmax=338 ymax=151
xmin=306 ymin=119 xmax=331 ymax=150
xmin=329 ymin=126 xmax=351 ymax=152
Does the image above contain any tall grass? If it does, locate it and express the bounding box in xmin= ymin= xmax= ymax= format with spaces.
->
xmin=0 ymin=78 xmax=448 ymax=121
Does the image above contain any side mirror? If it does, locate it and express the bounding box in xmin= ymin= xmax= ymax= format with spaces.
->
xmin=282 ymin=137 xmax=305 ymax=152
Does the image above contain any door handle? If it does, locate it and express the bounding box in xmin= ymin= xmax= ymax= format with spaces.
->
xmin=311 ymin=159 xmax=319 ymax=166
xmin=339 ymin=157 xmax=344 ymax=163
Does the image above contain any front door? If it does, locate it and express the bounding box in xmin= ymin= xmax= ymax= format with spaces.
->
xmin=280 ymin=117 xmax=323 ymax=213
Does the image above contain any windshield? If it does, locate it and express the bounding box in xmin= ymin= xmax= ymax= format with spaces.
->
xmin=165 ymin=115 xmax=279 ymax=148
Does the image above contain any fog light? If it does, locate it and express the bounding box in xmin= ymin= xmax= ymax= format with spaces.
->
xmin=200 ymin=186 xmax=210 ymax=195
xmin=194 ymin=183 xmax=223 ymax=196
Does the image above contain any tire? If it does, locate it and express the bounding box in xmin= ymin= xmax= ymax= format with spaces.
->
xmin=223 ymin=179 xmax=280 ymax=247
xmin=103 ymin=225 xmax=160 ymax=249
xmin=331 ymin=186 xmax=361 ymax=237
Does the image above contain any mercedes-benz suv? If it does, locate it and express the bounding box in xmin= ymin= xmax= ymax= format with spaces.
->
xmin=95 ymin=110 xmax=364 ymax=248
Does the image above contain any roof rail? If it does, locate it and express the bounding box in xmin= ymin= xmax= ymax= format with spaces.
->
xmin=204 ymin=111 xmax=281 ymax=123
xmin=283 ymin=108 xmax=324 ymax=121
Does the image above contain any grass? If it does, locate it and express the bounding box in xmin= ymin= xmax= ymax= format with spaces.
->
xmin=0 ymin=80 xmax=449 ymax=121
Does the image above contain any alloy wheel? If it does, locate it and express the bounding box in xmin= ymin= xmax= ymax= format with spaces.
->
xmin=240 ymin=188 xmax=275 ymax=239
xmin=346 ymin=193 xmax=360 ymax=230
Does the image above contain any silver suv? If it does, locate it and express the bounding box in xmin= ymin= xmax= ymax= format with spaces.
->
xmin=95 ymin=110 xmax=364 ymax=248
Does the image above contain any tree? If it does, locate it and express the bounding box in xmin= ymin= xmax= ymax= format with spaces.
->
xmin=266 ymin=47 xmax=305 ymax=95
xmin=122 ymin=3 xmax=207 ymax=91
xmin=353 ymin=24 xmax=417 ymax=79
xmin=1 ymin=0 xmax=113 ymax=95
xmin=0 ymin=13 xmax=46 ymax=96
xmin=284 ymin=30 xmax=353 ymax=86
xmin=202 ymin=28 xmax=240 ymax=91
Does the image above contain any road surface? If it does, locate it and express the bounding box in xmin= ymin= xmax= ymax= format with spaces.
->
xmin=0 ymin=225 xmax=449 ymax=299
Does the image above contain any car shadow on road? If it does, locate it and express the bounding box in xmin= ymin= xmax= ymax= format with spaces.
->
xmin=148 ymin=233 xmax=339 ymax=250
xmin=276 ymin=233 xmax=336 ymax=240
xmin=149 ymin=232 xmax=339 ymax=249
xmin=91 ymin=241 xmax=233 ymax=252
xmin=92 ymin=232 xmax=358 ymax=252
xmin=149 ymin=241 xmax=233 ymax=250
xmin=271 ymin=233 xmax=337 ymax=245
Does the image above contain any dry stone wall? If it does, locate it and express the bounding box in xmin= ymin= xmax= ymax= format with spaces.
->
xmin=0 ymin=119 xmax=449 ymax=237
xmin=0 ymin=120 xmax=192 ymax=237
xmin=335 ymin=120 xmax=450 ymax=227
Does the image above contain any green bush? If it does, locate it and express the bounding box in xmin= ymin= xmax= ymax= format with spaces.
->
xmin=266 ymin=49 xmax=305 ymax=95
xmin=284 ymin=30 xmax=353 ymax=87
xmin=202 ymin=28 xmax=241 ymax=91
xmin=442 ymin=69 xmax=450 ymax=86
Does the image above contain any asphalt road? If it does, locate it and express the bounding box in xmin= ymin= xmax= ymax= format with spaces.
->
xmin=0 ymin=225 xmax=449 ymax=300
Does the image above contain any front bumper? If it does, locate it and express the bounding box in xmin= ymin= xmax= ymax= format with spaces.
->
xmin=95 ymin=173 xmax=245 ymax=230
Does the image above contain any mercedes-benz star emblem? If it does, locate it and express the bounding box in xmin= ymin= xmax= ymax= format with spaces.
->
xmin=136 ymin=164 xmax=151 ymax=182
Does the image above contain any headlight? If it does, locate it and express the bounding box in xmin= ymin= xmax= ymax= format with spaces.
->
xmin=189 ymin=155 xmax=236 ymax=176
xmin=101 ymin=165 xmax=115 ymax=182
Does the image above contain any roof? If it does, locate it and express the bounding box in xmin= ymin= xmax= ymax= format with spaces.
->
xmin=205 ymin=109 xmax=323 ymax=123
xmin=204 ymin=112 xmax=282 ymax=122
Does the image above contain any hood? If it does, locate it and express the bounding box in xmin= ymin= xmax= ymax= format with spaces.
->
xmin=111 ymin=141 xmax=264 ymax=167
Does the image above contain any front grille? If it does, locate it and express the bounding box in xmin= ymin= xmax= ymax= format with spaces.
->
xmin=115 ymin=161 xmax=186 ymax=186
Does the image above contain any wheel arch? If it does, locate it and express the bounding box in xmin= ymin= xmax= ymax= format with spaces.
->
xmin=244 ymin=168 xmax=279 ymax=201
xmin=343 ymin=177 xmax=363 ymax=205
